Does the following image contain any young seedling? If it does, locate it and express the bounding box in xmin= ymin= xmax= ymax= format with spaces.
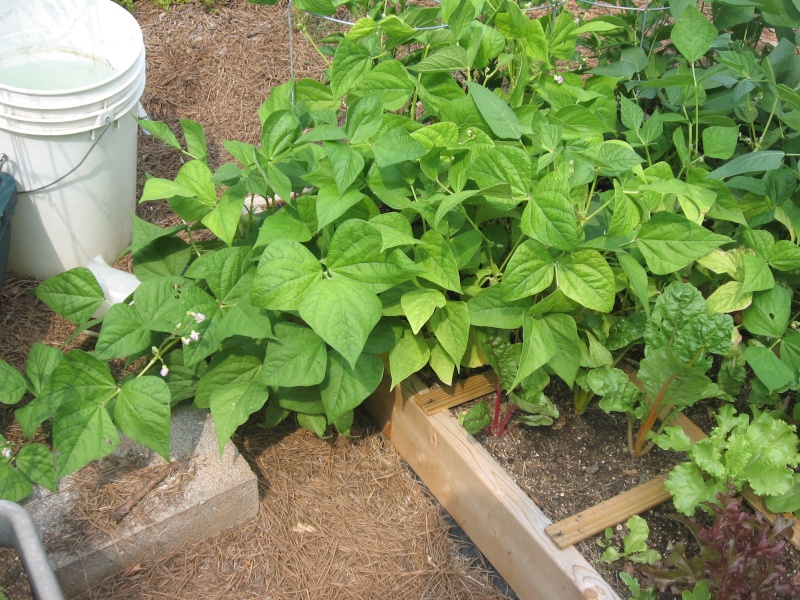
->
xmin=598 ymin=515 xmax=662 ymax=565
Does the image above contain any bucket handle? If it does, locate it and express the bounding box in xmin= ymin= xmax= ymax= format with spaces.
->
xmin=12 ymin=115 xmax=113 ymax=195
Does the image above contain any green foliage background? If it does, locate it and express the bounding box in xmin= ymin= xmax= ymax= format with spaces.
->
xmin=2 ymin=0 xmax=800 ymax=521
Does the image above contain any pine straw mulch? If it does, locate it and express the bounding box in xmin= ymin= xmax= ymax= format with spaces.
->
xmin=40 ymin=451 xmax=193 ymax=559
xmin=133 ymin=0 xmax=335 ymax=227
xmin=73 ymin=417 xmax=507 ymax=600
xmin=0 ymin=1 xmax=509 ymax=598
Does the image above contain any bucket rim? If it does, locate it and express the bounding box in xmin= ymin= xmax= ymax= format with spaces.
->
xmin=0 ymin=48 xmax=145 ymax=104
xmin=0 ymin=73 xmax=145 ymax=136
xmin=0 ymin=44 xmax=144 ymax=98
xmin=0 ymin=0 xmax=143 ymax=96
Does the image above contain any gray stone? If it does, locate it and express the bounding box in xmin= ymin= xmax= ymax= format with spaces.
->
xmin=24 ymin=406 xmax=258 ymax=595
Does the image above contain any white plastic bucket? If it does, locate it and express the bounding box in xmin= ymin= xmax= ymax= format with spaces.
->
xmin=0 ymin=0 xmax=145 ymax=278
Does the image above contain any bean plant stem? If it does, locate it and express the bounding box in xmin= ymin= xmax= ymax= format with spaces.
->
xmin=755 ymin=93 xmax=780 ymax=150
xmin=483 ymin=0 xmax=501 ymax=26
xmin=185 ymin=226 xmax=203 ymax=258
xmin=498 ymin=235 xmax=524 ymax=273
xmin=690 ymin=62 xmax=700 ymax=158
xmin=464 ymin=212 xmax=499 ymax=277
xmin=583 ymin=169 xmax=599 ymax=215
xmin=408 ymin=44 xmax=430 ymax=121
xmin=296 ymin=16 xmax=331 ymax=66
xmin=138 ymin=338 xmax=180 ymax=378
xmin=583 ymin=197 xmax=613 ymax=224
xmin=637 ymin=130 xmax=653 ymax=166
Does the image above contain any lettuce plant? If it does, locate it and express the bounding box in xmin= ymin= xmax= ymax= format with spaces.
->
xmin=766 ymin=469 xmax=800 ymax=517
xmin=598 ymin=515 xmax=662 ymax=565
xmin=656 ymin=404 xmax=800 ymax=516
xmin=642 ymin=490 xmax=800 ymax=599
xmin=618 ymin=573 xmax=658 ymax=600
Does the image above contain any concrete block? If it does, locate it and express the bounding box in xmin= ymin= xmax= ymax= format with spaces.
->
xmin=24 ymin=406 xmax=258 ymax=595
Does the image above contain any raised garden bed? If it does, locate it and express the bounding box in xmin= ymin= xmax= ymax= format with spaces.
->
xmin=366 ymin=372 xmax=621 ymax=600
xmin=367 ymin=370 xmax=800 ymax=599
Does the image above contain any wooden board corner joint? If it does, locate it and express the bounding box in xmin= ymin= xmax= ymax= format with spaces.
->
xmin=410 ymin=370 xmax=499 ymax=415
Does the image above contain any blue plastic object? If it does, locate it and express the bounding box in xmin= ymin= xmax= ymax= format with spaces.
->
xmin=0 ymin=500 xmax=64 ymax=599
xmin=0 ymin=170 xmax=17 ymax=290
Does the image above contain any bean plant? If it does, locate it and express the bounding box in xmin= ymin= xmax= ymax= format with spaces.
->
xmin=1 ymin=0 xmax=799 ymax=516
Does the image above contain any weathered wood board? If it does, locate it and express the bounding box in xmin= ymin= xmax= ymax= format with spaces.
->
xmin=546 ymin=478 xmax=670 ymax=549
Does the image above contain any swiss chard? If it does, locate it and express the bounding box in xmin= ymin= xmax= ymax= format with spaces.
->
xmin=589 ymin=282 xmax=733 ymax=457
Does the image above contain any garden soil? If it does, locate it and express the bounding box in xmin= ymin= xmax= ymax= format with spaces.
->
xmin=476 ymin=377 xmax=800 ymax=599
xmin=0 ymin=1 xmax=508 ymax=598
xmin=478 ymin=381 xmax=706 ymax=599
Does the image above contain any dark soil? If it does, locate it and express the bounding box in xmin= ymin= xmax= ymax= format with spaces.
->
xmin=0 ymin=549 xmax=30 ymax=600
xmin=476 ymin=379 xmax=800 ymax=598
